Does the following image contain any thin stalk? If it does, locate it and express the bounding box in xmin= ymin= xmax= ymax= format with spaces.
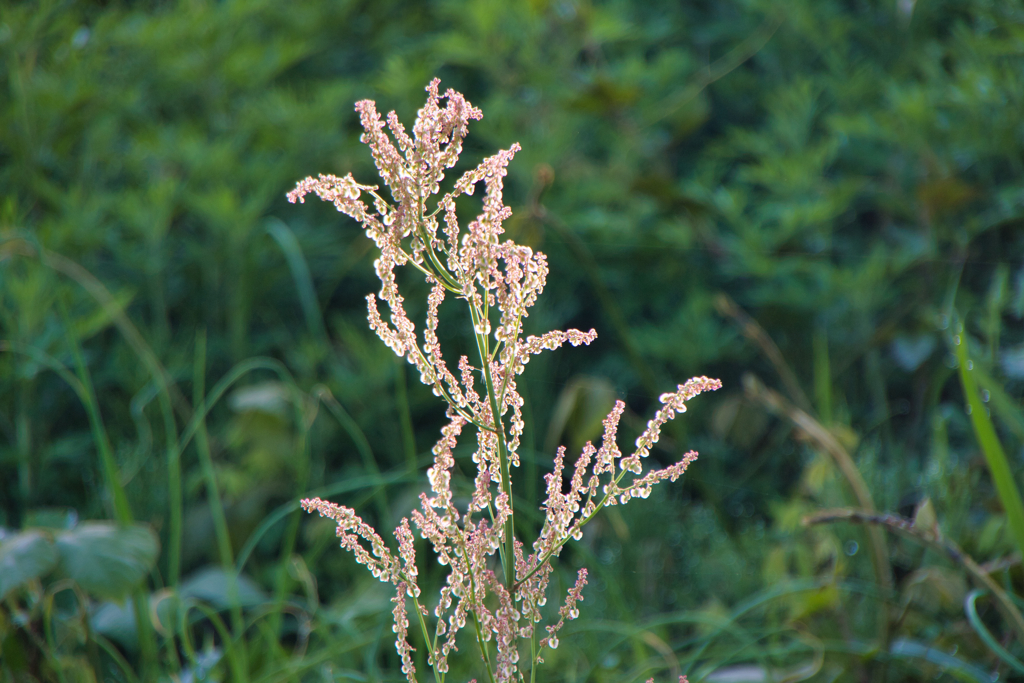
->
xmin=413 ymin=210 xmax=462 ymax=292
xmin=471 ymin=611 xmax=497 ymax=683
xmin=741 ymin=372 xmax=893 ymax=651
xmin=715 ymin=294 xmax=813 ymax=414
xmin=470 ymin=297 xmax=516 ymax=593
xmin=192 ymin=330 xmax=249 ymax=679
xmin=515 ymin=415 xmax=682 ymax=590
xmin=62 ymin=305 xmax=132 ymax=523
xmin=187 ymin=602 xmax=246 ymax=682
xmin=806 ymin=507 xmax=1024 ymax=646
xmin=59 ymin=302 xmax=158 ymax=677
xmin=529 ymin=600 xmax=539 ymax=683
xmin=966 ymin=589 xmax=1024 ymax=671
xmin=93 ymin=634 xmax=142 ymax=683
xmin=177 ymin=357 xmax=300 ymax=454
xmin=16 ymin=388 xmax=30 ymax=517
xmin=34 ymin=243 xmax=192 ymax=420
xmin=162 ymin=389 xmax=182 ymax=589
xmin=313 ymin=385 xmax=391 ymax=523
xmin=411 ymin=593 xmax=443 ymax=683
xmin=270 ymin=395 xmax=312 ymax=642
xmin=955 ymin=324 xmax=1024 ymax=559
xmin=42 ymin=589 xmax=70 ymax=683
xmin=15 ymin=240 xmax=186 ymax=597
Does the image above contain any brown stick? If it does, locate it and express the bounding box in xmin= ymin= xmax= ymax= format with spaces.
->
xmin=806 ymin=507 xmax=1024 ymax=646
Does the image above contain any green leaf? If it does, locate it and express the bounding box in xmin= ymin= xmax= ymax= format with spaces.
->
xmin=179 ymin=566 xmax=269 ymax=609
xmin=55 ymin=522 xmax=159 ymax=600
xmin=0 ymin=530 xmax=58 ymax=599
xmin=890 ymin=638 xmax=998 ymax=683
xmin=956 ymin=331 xmax=1024 ymax=559
xmin=911 ymin=497 xmax=938 ymax=537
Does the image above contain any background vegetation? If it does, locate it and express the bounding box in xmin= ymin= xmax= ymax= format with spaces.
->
xmin=2 ymin=0 xmax=1023 ymax=681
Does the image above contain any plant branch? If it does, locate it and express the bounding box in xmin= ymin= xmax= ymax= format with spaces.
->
xmin=805 ymin=507 xmax=1024 ymax=646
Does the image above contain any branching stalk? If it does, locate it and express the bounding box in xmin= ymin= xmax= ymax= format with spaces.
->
xmin=291 ymin=79 xmax=718 ymax=683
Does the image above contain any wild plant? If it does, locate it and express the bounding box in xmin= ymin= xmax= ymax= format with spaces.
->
xmin=289 ymin=79 xmax=718 ymax=683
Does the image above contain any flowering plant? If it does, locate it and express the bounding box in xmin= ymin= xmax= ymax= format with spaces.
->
xmin=289 ymin=79 xmax=719 ymax=683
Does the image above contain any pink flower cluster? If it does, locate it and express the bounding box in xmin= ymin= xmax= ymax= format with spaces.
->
xmin=292 ymin=80 xmax=720 ymax=683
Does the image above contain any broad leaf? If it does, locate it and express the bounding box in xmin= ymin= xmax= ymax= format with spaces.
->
xmin=55 ymin=522 xmax=159 ymax=600
xmin=179 ymin=566 xmax=268 ymax=609
xmin=0 ymin=531 xmax=58 ymax=599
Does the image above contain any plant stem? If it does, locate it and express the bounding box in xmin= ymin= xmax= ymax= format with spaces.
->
xmin=471 ymin=298 xmax=516 ymax=594
xmin=956 ymin=323 xmax=1024 ymax=559
xmin=411 ymin=593 xmax=443 ymax=683
xmin=471 ymin=611 xmax=497 ymax=683
xmin=192 ymin=330 xmax=249 ymax=680
xmin=60 ymin=301 xmax=158 ymax=678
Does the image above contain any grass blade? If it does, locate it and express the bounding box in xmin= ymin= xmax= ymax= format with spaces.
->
xmin=955 ymin=326 xmax=1024 ymax=560
xmin=265 ymin=218 xmax=328 ymax=343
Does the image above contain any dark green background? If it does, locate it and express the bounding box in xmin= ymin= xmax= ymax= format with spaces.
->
xmin=2 ymin=0 xmax=1023 ymax=681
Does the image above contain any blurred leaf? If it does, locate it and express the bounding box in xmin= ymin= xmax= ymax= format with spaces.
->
xmin=912 ymin=498 xmax=939 ymax=537
xmin=91 ymin=599 xmax=140 ymax=651
xmin=55 ymin=522 xmax=159 ymax=601
xmin=1001 ymin=345 xmax=1024 ymax=379
xmin=957 ymin=332 xmax=1024 ymax=559
xmin=802 ymin=452 xmax=833 ymax=497
xmin=0 ymin=530 xmax=58 ymax=599
xmin=23 ymin=508 xmax=79 ymax=530
xmin=916 ymin=177 xmax=978 ymax=218
xmin=891 ymin=334 xmax=937 ymax=372
xmin=889 ymin=638 xmax=997 ymax=683
xmin=178 ymin=566 xmax=268 ymax=609
xmin=228 ymin=380 xmax=291 ymax=417
xmin=543 ymin=375 xmax=617 ymax=456
xmin=902 ymin=567 xmax=966 ymax=613
xmin=72 ymin=288 xmax=135 ymax=342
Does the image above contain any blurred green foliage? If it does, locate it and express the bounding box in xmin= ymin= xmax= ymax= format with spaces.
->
xmin=2 ymin=0 xmax=1024 ymax=680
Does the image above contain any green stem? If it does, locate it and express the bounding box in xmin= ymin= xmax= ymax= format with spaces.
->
xmin=314 ymin=385 xmax=391 ymax=523
xmin=414 ymin=209 xmax=462 ymax=292
xmin=192 ymin=330 xmax=249 ymax=680
xmin=956 ymin=322 xmax=1024 ymax=559
xmin=16 ymin=387 xmax=30 ymax=517
xmin=59 ymin=302 xmax=158 ymax=678
xmin=411 ymin=593 xmax=443 ymax=683
xmin=529 ymin=601 xmax=539 ymax=683
xmin=471 ymin=610 xmax=497 ymax=683
xmin=162 ymin=389 xmax=183 ymax=588
xmin=470 ymin=299 xmax=516 ymax=593
xmin=271 ymin=387 xmax=312 ymax=647
xmin=516 ymin=453 xmax=664 ymax=591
